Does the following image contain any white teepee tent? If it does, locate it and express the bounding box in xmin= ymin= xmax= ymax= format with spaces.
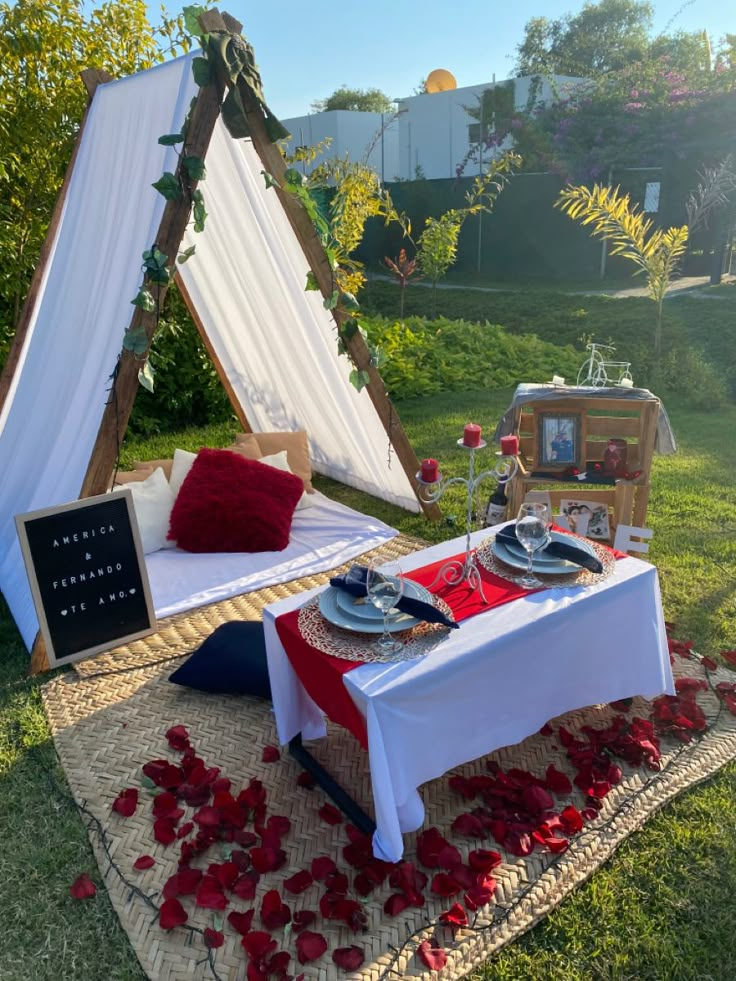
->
xmin=0 ymin=25 xmax=433 ymax=654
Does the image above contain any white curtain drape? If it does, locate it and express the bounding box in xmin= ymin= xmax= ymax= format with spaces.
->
xmin=0 ymin=54 xmax=418 ymax=650
xmin=177 ymin=122 xmax=418 ymax=511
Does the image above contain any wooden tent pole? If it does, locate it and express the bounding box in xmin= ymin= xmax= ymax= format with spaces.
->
xmin=175 ymin=273 xmax=252 ymax=433
xmin=0 ymin=70 xmax=113 ymax=419
xmin=79 ymin=70 xmax=225 ymax=500
xmin=205 ymin=10 xmax=440 ymax=521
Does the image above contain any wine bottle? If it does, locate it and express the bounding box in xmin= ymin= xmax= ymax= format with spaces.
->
xmin=484 ymin=481 xmax=508 ymax=527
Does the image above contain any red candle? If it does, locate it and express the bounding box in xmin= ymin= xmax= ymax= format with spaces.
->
xmin=463 ymin=423 xmax=482 ymax=447
xmin=420 ymin=458 xmax=439 ymax=483
xmin=500 ymin=434 xmax=519 ymax=456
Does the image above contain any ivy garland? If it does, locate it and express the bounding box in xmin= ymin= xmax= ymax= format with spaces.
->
xmin=121 ymin=7 xmax=398 ymax=397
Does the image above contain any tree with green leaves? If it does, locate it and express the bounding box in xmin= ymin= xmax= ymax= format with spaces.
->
xmin=311 ymin=86 xmax=394 ymax=113
xmin=0 ymin=0 xmax=176 ymax=356
xmin=417 ymin=152 xmax=521 ymax=312
xmin=515 ymin=0 xmax=654 ymax=77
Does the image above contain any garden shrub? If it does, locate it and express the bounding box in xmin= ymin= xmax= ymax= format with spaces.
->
xmin=362 ymin=316 xmax=581 ymax=401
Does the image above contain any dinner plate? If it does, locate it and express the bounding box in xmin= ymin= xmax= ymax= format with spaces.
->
xmin=334 ymin=577 xmax=432 ymax=621
xmin=492 ymin=530 xmax=594 ymax=575
xmin=501 ymin=529 xmax=595 ymax=566
xmin=319 ymin=587 xmax=422 ymax=633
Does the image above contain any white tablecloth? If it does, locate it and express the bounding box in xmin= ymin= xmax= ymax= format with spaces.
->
xmin=263 ymin=528 xmax=674 ymax=862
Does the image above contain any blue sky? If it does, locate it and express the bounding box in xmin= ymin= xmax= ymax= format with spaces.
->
xmin=209 ymin=0 xmax=733 ymax=119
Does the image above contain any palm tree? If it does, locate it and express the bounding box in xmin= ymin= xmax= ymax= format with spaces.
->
xmin=556 ymin=184 xmax=688 ymax=361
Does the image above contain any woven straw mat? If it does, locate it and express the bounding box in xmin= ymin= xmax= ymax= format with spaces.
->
xmin=42 ymin=539 xmax=736 ymax=980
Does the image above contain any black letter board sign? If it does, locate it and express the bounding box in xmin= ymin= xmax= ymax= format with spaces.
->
xmin=15 ymin=490 xmax=156 ymax=668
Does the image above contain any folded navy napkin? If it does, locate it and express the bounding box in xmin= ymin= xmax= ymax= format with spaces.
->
xmin=496 ymin=525 xmax=603 ymax=574
xmin=329 ymin=566 xmax=459 ymax=629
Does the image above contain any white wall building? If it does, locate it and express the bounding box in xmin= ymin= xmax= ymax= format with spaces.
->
xmin=280 ymin=110 xmax=400 ymax=182
xmin=395 ymin=75 xmax=585 ymax=181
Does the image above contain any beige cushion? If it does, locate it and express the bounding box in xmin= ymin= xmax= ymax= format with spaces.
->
xmin=226 ymin=438 xmax=263 ymax=462
xmin=134 ymin=458 xmax=173 ymax=482
xmin=259 ymin=450 xmax=315 ymax=511
xmin=111 ymin=467 xmax=176 ymax=554
xmin=111 ymin=468 xmax=152 ymax=487
xmin=235 ymin=431 xmax=313 ymax=492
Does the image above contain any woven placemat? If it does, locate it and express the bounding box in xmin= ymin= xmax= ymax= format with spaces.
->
xmin=73 ymin=533 xmax=430 ymax=678
xmin=43 ymin=629 xmax=736 ymax=979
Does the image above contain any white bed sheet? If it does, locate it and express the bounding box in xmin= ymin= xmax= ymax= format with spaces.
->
xmin=147 ymin=493 xmax=398 ymax=619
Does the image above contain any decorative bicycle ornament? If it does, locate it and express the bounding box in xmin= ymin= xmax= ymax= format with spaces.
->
xmin=577 ymin=342 xmax=633 ymax=387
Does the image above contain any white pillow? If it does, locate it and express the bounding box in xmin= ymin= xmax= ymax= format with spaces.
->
xmin=259 ymin=450 xmax=314 ymax=510
xmin=113 ymin=467 xmax=176 ymax=554
xmin=169 ymin=448 xmax=198 ymax=497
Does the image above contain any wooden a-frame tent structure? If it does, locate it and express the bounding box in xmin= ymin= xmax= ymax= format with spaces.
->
xmin=0 ymin=9 xmax=440 ymax=672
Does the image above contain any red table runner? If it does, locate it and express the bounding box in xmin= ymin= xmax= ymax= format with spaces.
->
xmin=275 ymin=548 xmax=596 ymax=749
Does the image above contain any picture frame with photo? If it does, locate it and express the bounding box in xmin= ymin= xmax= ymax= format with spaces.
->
xmin=559 ymin=498 xmax=611 ymax=540
xmin=533 ymin=410 xmax=585 ymax=471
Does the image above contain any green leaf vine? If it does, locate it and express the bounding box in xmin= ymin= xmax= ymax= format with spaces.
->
xmin=122 ymin=10 xmax=213 ymax=394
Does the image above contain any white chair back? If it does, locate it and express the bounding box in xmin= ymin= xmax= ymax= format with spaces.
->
xmin=613 ymin=524 xmax=653 ymax=555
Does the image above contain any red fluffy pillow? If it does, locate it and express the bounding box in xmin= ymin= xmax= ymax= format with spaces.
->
xmin=168 ymin=448 xmax=303 ymax=553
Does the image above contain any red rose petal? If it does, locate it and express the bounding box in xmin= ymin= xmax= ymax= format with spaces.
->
xmin=250 ymin=846 xmax=286 ymax=874
xmin=318 ymin=803 xmax=343 ymax=825
xmin=333 ymin=946 xmax=365 ymax=970
xmin=260 ymin=889 xmax=291 ymax=930
xmin=159 ymin=897 xmax=187 ymax=929
xmin=310 ymin=856 xmax=336 ymax=880
xmin=166 ymin=724 xmax=190 ymax=750
xmin=521 ymin=785 xmax=554 ymax=813
xmin=297 ymin=771 xmax=316 ymax=788
xmin=416 ymin=827 xmax=450 ymax=868
xmin=153 ymin=817 xmax=177 ymax=846
xmin=262 ymin=745 xmax=280 ymax=762
xmin=195 ymin=875 xmax=228 ymax=910
xmin=284 ymin=870 xmax=313 ymax=895
xmin=439 ymin=902 xmax=468 ymax=928
xmin=268 ymin=951 xmax=291 ymax=974
xmin=296 ymin=930 xmax=328 ymax=964
xmin=69 ymin=873 xmax=96 ymax=899
xmin=112 ymin=788 xmax=138 ymax=818
xmin=451 ymin=812 xmax=485 ymax=838
xmin=384 ymin=892 xmax=411 ymax=916
xmin=228 ymin=909 xmax=255 ymax=935
xmin=233 ymin=871 xmax=260 ymax=900
xmin=193 ymin=805 xmax=221 ymax=828
xmin=242 ymin=930 xmax=277 ymax=959
xmin=417 ymin=939 xmax=448 ymax=971
xmin=152 ymin=791 xmax=178 ymax=818
xmin=133 ymin=855 xmax=155 ymax=871
xmin=468 ymin=849 xmax=502 ymax=873
xmin=142 ymin=759 xmax=183 ymax=790
xmin=292 ymin=910 xmax=317 ymax=933
xmin=431 ymin=873 xmax=462 ymax=897
xmin=204 ymin=927 xmax=225 ymax=949
xmin=544 ymin=764 xmax=573 ymax=795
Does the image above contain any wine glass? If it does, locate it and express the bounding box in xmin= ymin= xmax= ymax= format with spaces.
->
xmin=366 ymin=561 xmax=405 ymax=654
xmin=515 ymin=502 xmax=551 ymax=589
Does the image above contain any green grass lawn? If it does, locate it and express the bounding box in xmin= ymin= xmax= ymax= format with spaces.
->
xmin=1 ymin=388 xmax=735 ymax=979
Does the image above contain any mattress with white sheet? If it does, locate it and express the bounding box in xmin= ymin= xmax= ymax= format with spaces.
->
xmin=146 ymin=492 xmax=398 ymax=620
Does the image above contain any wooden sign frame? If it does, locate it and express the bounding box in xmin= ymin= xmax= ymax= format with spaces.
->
xmin=15 ymin=489 xmax=156 ymax=669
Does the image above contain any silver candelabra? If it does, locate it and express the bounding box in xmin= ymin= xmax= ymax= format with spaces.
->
xmin=416 ymin=440 xmax=518 ymax=602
